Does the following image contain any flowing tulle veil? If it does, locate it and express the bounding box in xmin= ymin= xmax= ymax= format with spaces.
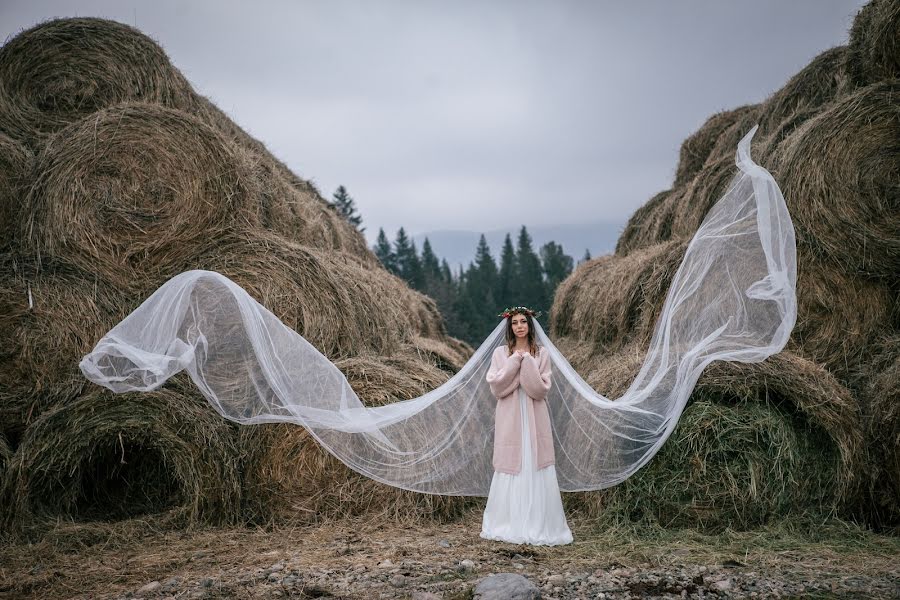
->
xmin=79 ymin=125 xmax=797 ymax=497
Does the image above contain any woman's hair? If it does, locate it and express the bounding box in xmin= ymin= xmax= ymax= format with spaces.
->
xmin=504 ymin=311 xmax=540 ymax=356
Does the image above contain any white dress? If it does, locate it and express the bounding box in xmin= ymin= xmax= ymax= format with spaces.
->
xmin=480 ymin=386 xmax=573 ymax=545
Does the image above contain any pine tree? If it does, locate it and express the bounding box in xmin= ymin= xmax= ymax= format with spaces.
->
xmin=373 ymin=227 xmax=398 ymax=274
xmin=420 ymin=238 xmax=442 ymax=284
xmin=329 ymin=185 xmax=365 ymax=233
xmin=393 ymin=228 xmax=424 ymax=289
xmin=495 ymin=233 xmax=516 ymax=308
xmin=540 ymin=241 xmax=574 ymax=291
xmin=579 ymin=248 xmax=592 ymax=265
xmin=514 ymin=226 xmax=549 ymax=317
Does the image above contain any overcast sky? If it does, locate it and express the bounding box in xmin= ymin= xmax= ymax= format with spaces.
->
xmin=2 ymin=1 xmax=866 ymax=245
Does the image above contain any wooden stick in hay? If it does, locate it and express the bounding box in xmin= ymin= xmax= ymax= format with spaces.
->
xmin=0 ymin=379 xmax=243 ymax=536
xmin=0 ymin=257 xmax=132 ymax=436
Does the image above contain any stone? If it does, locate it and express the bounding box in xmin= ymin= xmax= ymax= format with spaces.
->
xmin=474 ymin=573 xmax=541 ymax=599
xmin=438 ymin=539 xmax=451 ymax=548
xmin=458 ymin=559 xmax=476 ymax=572
xmin=711 ymin=578 xmax=734 ymax=591
xmin=136 ymin=581 xmax=161 ymax=594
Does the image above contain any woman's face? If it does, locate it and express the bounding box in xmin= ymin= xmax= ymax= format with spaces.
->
xmin=511 ymin=313 xmax=529 ymax=340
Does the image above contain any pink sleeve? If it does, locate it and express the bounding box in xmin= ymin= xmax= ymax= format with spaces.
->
xmin=520 ymin=347 xmax=551 ymax=401
xmin=486 ymin=348 xmax=522 ymax=399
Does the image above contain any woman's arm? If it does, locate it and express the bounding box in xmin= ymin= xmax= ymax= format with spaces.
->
xmin=520 ymin=347 xmax=551 ymax=401
xmin=486 ymin=348 xmax=523 ymax=399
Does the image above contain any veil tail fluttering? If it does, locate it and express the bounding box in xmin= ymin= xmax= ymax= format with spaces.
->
xmin=80 ymin=125 xmax=796 ymax=496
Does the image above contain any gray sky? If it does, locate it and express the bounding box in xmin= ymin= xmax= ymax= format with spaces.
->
xmin=1 ymin=1 xmax=866 ymax=246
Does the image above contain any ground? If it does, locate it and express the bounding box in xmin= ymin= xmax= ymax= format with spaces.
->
xmin=1 ymin=510 xmax=898 ymax=599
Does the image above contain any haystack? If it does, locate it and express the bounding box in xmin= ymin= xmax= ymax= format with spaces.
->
xmin=563 ymin=0 xmax=899 ymax=529
xmin=0 ymin=16 xmax=474 ymax=532
xmin=845 ymin=0 xmax=900 ymax=86
xmin=0 ymin=18 xmax=200 ymax=141
xmin=0 ymin=132 xmax=31 ymax=249
xmin=0 ymin=378 xmax=243 ymax=533
xmin=772 ymin=81 xmax=900 ymax=279
xmin=674 ymin=105 xmax=757 ymax=187
xmin=239 ymin=349 xmax=478 ymax=524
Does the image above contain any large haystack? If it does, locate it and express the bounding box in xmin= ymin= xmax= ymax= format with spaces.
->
xmin=561 ymin=0 xmax=899 ymax=530
xmin=0 ymin=17 xmax=471 ymax=535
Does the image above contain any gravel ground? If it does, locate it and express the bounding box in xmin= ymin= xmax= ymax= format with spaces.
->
xmin=2 ymin=512 xmax=898 ymax=599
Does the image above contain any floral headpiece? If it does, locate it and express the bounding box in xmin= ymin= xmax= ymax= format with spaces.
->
xmin=497 ymin=305 xmax=542 ymax=319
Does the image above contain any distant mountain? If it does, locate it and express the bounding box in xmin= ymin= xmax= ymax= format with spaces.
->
xmin=409 ymin=221 xmax=626 ymax=273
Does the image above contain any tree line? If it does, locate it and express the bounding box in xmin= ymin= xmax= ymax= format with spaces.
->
xmin=328 ymin=185 xmax=590 ymax=346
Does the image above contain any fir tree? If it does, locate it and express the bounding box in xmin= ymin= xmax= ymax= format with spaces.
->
xmin=514 ymin=226 xmax=549 ymax=315
xmin=540 ymin=241 xmax=574 ymax=291
xmin=579 ymin=248 xmax=592 ymax=265
xmin=329 ymin=185 xmax=365 ymax=233
xmin=373 ymin=227 xmax=398 ymax=274
xmin=495 ymin=233 xmax=517 ymax=308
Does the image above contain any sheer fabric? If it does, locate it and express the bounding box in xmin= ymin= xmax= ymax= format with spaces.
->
xmin=79 ymin=125 xmax=797 ymax=496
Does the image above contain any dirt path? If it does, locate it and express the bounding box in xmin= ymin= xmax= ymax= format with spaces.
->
xmin=2 ymin=511 xmax=898 ymax=599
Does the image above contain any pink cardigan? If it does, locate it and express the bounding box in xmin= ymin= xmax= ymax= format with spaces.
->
xmin=485 ymin=345 xmax=554 ymax=475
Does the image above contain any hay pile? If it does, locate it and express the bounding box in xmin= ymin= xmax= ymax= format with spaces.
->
xmin=0 ymin=17 xmax=471 ymax=536
xmin=556 ymin=0 xmax=898 ymax=530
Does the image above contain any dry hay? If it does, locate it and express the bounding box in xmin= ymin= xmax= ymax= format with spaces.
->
xmin=786 ymin=251 xmax=897 ymax=386
xmin=184 ymin=232 xmax=443 ymax=357
xmin=773 ymin=81 xmax=900 ymax=280
xmin=613 ymin=189 xmax=683 ymax=255
xmin=699 ymin=103 xmax=763 ymax=168
xmin=0 ymin=18 xmax=201 ymax=142
xmin=845 ymin=0 xmax=900 ymax=87
xmin=674 ymin=105 xmax=758 ymax=188
xmin=555 ymin=340 xmax=858 ymax=531
xmin=238 ymin=348 xmax=478 ymax=525
xmin=755 ymin=46 xmax=849 ymax=152
xmin=0 ymin=433 xmax=10 ymax=484
xmin=0 ymin=131 xmax=32 ymax=250
xmin=858 ymin=332 xmax=900 ymax=527
xmin=0 ymin=255 xmax=132 ymax=441
xmin=551 ymin=240 xmax=689 ymax=353
xmin=0 ymin=376 xmax=243 ymax=536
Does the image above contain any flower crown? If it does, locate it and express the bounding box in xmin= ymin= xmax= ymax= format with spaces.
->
xmin=497 ymin=305 xmax=542 ymax=319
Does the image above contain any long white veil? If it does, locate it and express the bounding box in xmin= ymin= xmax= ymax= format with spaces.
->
xmin=79 ymin=125 xmax=797 ymax=496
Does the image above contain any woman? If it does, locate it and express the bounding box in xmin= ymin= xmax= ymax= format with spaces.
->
xmin=481 ymin=306 xmax=573 ymax=546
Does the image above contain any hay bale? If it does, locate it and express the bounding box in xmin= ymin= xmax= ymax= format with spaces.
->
xmin=0 ymin=17 xmax=200 ymax=141
xmin=700 ymin=104 xmax=763 ymax=166
xmin=551 ymin=240 xmax=689 ymax=352
xmin=668 ymin=155 xmax=744 ymax=240
xmin=773 ymin=81 xmax=900 ymax=279
xmin=17 ymin=102 xmax=377 ymax=282
xmin=0 ymin=131 xmax=32 ymax=250
xmin=239 ymin=146 xmax=374 ymax=260
xmin=859 ymin=332 xmax=900 ymax=527
xmin=0 ymin=433 xmax=11 ymax=484
xmin=0 ymin=255 xmax=131 ymax=439
xmin=555 ymin=340 xmax=858 ymax=530
xmin=239 ymin=348 xmax=476 ymax=524
xmin=17 ymin=103 xmax=264 ymax=280
xmin=756 ymin=46 xmax=849 ymax=150
xmin=0 ymin=377 xmax=243 ymax=534
xmin=845 ymin=0 xmax=900 ymax=87
xmin=184 ymin=232 xmax=443 ymax=357
xmin=787 ymin=251 xmax=896 ymax=385
xmin=613 ymin=189 xmax=683 ymax=256
xmin=674 ymin=105 xmax=758 ymax=187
